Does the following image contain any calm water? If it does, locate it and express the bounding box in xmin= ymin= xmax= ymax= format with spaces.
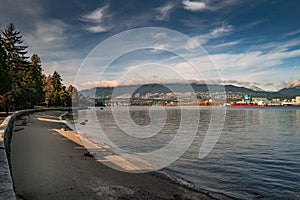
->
xmin=73 ymin=106 xmax=300 ymax=199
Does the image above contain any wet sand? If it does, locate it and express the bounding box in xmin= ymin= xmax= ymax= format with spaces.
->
xmin=10 ymin=111 xmax=214 ymax=200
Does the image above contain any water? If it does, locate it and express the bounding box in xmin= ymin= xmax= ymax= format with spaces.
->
xmin=71 ymin=106 xmax=300 ymax=199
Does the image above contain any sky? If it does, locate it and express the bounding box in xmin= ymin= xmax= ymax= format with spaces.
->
xmin=1 ymin=0 xmax=300 ymax=91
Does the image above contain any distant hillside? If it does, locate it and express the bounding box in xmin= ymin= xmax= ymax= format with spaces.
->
xmin=278 ymin=86 xmax=300 ymax=96
xmin=79 ymin=83 xmax=289 ymax=99
xmin=80 ymin=87 xmax=113 ymax=97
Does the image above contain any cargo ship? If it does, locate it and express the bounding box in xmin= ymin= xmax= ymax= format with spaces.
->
xmin=230 ymin=103 xmax=265 ymax=107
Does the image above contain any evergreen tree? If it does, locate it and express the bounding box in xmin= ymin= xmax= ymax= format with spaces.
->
xmin=43 ymin=71 xmax=69 ymax=107
xmin=0 ymin=36 xmax=11 ymax=95
xmin=0 ymin=23 xmax=71 ymax=111
xmin=52 ymin=71 xmax=62 ymax=91
xmin=51 ymin=90 xmax=61 ymax=107
xmin=50 ymin=71 xmax=63 ymax=107
xmin=1 ymin=23 xmax=29 ymax=110
xmin=0 ymin=36 xmax=12 ymax=113
xmin=27 ymin=54 xmax=44 ymax=107
xmin=59 ymin=86 xmax=69 ymax=107
xmin=0 ymin=24 xmax=74 ymax=112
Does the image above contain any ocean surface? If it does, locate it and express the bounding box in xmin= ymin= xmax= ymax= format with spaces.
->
xmin=70 ymin=106 xmax=300 ymax=199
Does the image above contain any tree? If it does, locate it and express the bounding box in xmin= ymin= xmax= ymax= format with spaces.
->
xmin=66 ymin=85 xmax=78 ymax=107
xmin=27 ymin=54 xmax=45 ymax=106
xmin=50 ymin=86 xmax=69 ymax=107
xmin=1 ymin=23 xmax=30 ymax=110
xmin=0 ymin=37 xmax=11 ymax=95
xmin=42 ymin=71 xmax=71 ymax=107
xmin=0 ymin=23 xmax=71 ymax=111
xmin=59 ymin=86 xmax=69 ymax=107
xmin=51 ymin=90 xmax=61 ymax=107
xmin=0 ymin=37 xmax=12 ymax=113
xmin=50 ymin=71 xmax=63 ymax=107
xmin=42 ymin=74 xmax=54 ymax=107
xmin=52 ymin=71 xmax=62 ymax=91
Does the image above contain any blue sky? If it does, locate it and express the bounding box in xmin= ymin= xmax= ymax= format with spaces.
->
xmin=1 ymin=0 xmax=300 ymax=91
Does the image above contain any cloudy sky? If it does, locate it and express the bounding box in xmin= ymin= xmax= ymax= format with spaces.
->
xmin=1 ymin=0 xmax=300 ymax=91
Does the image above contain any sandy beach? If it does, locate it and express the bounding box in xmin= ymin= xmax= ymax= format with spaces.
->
xmin=0 ymin=112 xmax=10 ymax=124
xmin=10 ymin=111 xmax=214 ymax=200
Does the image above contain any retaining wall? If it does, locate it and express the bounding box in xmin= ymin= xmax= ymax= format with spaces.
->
xmin=0 ymin=108 xmax=77 ymax=199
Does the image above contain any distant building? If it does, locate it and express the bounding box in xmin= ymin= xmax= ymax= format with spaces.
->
xmin=252 ymin=97 xmax=269 ymax=105
xmin=244 ymin=95 xmax=251 ymax=103
xmin=270 ymin=99 xmax=282 ymax=106
xmin=296 ymin=96 xmax=300 ymax=103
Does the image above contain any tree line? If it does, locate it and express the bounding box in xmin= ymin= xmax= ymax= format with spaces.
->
xmin=0 ymin=23 xmax=78 ymax=113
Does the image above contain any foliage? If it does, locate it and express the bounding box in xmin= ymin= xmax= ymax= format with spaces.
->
xmin=43 ymin=72 xmax=76 ymax=107
xmin=0 ymin=37 xmax=11 ymax=96
xmin=0 ymin=23 xmax=78 ymax=112
xmin=52 ymin=71 xmax=62 ymax=91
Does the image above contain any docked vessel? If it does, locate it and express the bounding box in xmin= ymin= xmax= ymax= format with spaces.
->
xmin=230 ymin=103 xmax=265 ymax=107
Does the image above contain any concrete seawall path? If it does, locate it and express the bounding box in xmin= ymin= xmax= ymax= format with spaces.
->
xmin=1 ymin=112 xmax=16 ymax=200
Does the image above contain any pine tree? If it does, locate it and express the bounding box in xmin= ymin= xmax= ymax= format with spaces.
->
xmin=59 ymin=86 xmax=69 ymax=107
xmin=27 ymin=54 xmax=44 ymax=107
xmin=0 ymin=35 xmax=12 ymax=113
xmin=1 ymin=23 xmax=30 ymax=110
xmin=0 ymin=23 xmax=72 ymax=110
xmin=0 ymin=36 xmax=11 ymax=95
xmin=52 ymin=71 xmax=62 ymax=91
xmin=50 ymin=71 xmax=63 ymax=107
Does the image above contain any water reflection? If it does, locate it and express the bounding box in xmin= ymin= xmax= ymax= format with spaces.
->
xmin=75 ymin=107 xmax=300 ymax=199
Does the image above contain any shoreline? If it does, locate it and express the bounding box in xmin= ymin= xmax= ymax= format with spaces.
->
xmin=10 ymin=110 xmax=216 ymax=200
xmin=60 ymin=110 xmax=236 ymax=200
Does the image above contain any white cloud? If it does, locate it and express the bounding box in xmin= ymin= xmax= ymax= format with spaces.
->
xmin=80 ymin=80 xmax=119 ymax=88
xmin=80 ymin=7 xmax=106 ymax=23
xmin=23 ymin=19 xmax=72 ymax=57
xmin=155 ymin=3 xmax=174 ymax=20
xmin=209 ymin=49 xmax=300 ymax=70
xmin=293 ymin=66 xmax=300 ymax=70
xmin=84 ymin=25 xmax=107 ymax=33
xmin=70 ymin=24 xmax=300 ymax=91
xmin=182 ymin=0 xmax=206 ymax=11
xmin=243 ymin=19 xmax=268 ymax=29
xmin=283 ymin=29 xmax=300 ymax=38
xmin=80 ymin=78 xmax=207 ymax=89
xmin=185 ymin=38 xmax=201 ymax=49
xmin=182 ymin=0 xmax=238 ymax=12
xmin=35 ymin=20 xmax=68 ymax=43
xmin=210 ymin=25 xmax=233 ymax=37
xmin=249 ymin=38 xmax=300 ymax=53
xmin=166 ymin=41 xmax=300 ymax=91
xmin=283 ymin=78 xmax=300 ymax=88
xmin=186 ymin=24 xmax=233 ymax=48
xmin=80 ymin=5 xmax=110 ymax=33
xmin=75 ymin=43 xmax=300 ymax=91
xmin=153 ymin=32 xmax=167 ymax=39
xmin=211 ymin=40 xmax=241 ymax=49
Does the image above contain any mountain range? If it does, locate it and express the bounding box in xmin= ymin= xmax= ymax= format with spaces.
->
xmin=79 ymin=83 xmax=300 ymax=99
